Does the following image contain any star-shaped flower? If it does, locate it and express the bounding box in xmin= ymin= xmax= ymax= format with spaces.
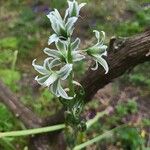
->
xmin=65 ymin=0 xmax=86 ymax=18
xmin=44 ymin=39 xmax=85 ymax=64
xmin=47 ymin=1 xmax=86 ymax=45
xmin=86 ymin=30 xmax=109 ymax=74
xmin=32 ymin=58 xmax=73 ymax=99
xmin=47 ymin=9 xmax=78 ymax=45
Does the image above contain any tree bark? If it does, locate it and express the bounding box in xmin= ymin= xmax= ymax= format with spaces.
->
xmin=81 ymin=28 xmax=150 ymax=101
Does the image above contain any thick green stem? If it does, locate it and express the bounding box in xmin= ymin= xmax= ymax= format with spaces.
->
xmin=0 ymin=124 xmax=65 ymax=138
xmin=67 ymin=39 xmax=75 ymax=97
xmin=68 ymin=71 xmax=74 ymax=97
xmin=73 ymin=130 xmax=113 ymax=150
xmin=73 ymin=124 xmax=128 ymax=150
xmin=0 ymin=110 xmax=109 ymax=138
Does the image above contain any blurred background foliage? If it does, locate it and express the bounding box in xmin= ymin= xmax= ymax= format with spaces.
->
xmin=0 ymin=0 xmax=150 ymax=149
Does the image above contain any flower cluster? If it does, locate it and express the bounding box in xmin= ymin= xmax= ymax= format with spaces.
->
xmin=32 ymin=0 xmax=109 ymax=100
xmin=32 ymin=0 xmax=86 ymax=99
xmin=47 ymin=0 xmax=86 ymax=45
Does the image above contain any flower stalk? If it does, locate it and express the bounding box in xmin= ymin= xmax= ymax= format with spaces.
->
xmin=0 ymin=124 xmax=65 ymax=138
xmin=32 ymin=0 xmax=109 ymax=127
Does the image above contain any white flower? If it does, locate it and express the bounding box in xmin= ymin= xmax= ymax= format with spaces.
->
xmin=44 ymin=39 xmax=85 ymax=63
xmin=65 ymin=0 xmax=86 ymax=18
xmin=86 ymin=30 xmax=109 ymax=74
xmin=32 ymin=58 xmax=73 ymax=99
xmin=47 ymin=9 xmax=78 ymax=45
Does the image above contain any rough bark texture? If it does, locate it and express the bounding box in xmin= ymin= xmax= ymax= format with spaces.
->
xmin=81 ymin=28 xmax=150 ymax=101
xmin=0 ymin=29 xmax=150 ymax=149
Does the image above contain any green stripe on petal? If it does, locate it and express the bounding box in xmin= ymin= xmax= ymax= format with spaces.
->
xmin=94 ymin=55 xmax=109 ymax=74
xmin=48 ymin=34 xmax=59 ymax=45
xmin=49 ymin=58 xmax=61 ymax=69
xmin=91 ymin=61 xmax=98 ymax=71
xmin=50 ymin=79 xmax=60 ymax=97
xmin=43 ymin=74 xmax=58 ymax=87
xmin=66 ymin=17 xmax=78 ymax=35
xmin=35 ymin=75 xmax=50 ymax=86
xmin=71 ymin=38 xmax=80 ymax=51
xmin=57 ymin=81 xmax=73 ymax=99
xmin=56 ymin=40 xmax=67 ymax=51
xmin=44 ymin=48 xmax=62 ymax=59
xmin=58 ymin=64 xmax=73 ymax=80
xmin=72 ymin=51 xmax=85 ymax=62
xmin=32 ymin=59 xmax=49 ymax=75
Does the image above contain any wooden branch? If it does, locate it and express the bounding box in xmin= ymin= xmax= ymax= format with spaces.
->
xmin=81 ymin=28 xmax=150 ymax=101
xmin=0 ymin=80 xmax=42 ymax=128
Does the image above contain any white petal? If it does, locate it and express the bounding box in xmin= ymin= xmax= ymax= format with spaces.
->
xmin=44 ymin=48 xmax=62 ymax=58
xmin=101 ymin=49 xmax=107 ymax=57
xmin=43 ymin=58 xmax=52 ymax=70
xmin=57 ymin=81 xmax=73 ymax=99
xmin=35 ymin=75 xmax=49 ymax=86
xmin=50 ymin=79 xmax=60 ymax=97
xmin=54 ymin=9 xmax=63 ymax=20
xmin=58 ymin=64 xmax=73 ymax=80
xmin=91 ymin=61 xmax=98 ymax=71
xmin=67 ymin=0 xmax=76 ymax=16
xmin=72 ymin=51 xmax=85 ymax=62
xmin=43 ymin=74 xmax=58 ymax=87
xmin=93 ymin=30 xmax=100 ymax=43
xmin=49 ymin=58 xmax=61 ymax=69
xmin=73 ymin=80 xmax=82 ymax=87
xmin=48 ymin=34 xmax=59 ymax=45
xmin=71 ymin=38 xmax=80 ymax=51
xmin=79 ymin=3 xmax=86 ymax=9
xmin=32 ymin=59 xmax=49 ymax=75
xmin=55 ymin=40 xmax=67 ymax=51
xmin=66 ymin=17 xmax=78 ymax=35
xmin=47 ymin=14 xmax=60 ymax=34
xmin=99 ymin=31 xmax=106 ymax=44
xmin=95 ymin=55 xmax=109 ymax=74
xmin=93 ymin=30 xmax=106 ymax=45
xmin=64 ymin=9 xmax=69 ymax=21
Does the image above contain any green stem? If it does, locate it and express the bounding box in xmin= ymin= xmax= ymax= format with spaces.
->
xmin=0 ymin=111 xmax=109 ymax=139
xmin=67 ymin=39 xmax=74 ymax=97
xmin=68 ymin=71 xmax=74 ymax=97
xmin=73 ymin=124 xmax=128 ymax=150
xmin=73 ymin=129 xmax=113 ymax=150
xmin=0 ymin=124 xmax=65 ymax=138
xmin=11 ymin=50 xmax=18 ymax=70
